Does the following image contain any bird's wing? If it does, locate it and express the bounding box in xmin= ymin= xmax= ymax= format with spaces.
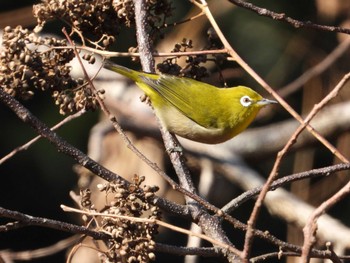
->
xmin=140 ymin=74 xmax=219 ymax=129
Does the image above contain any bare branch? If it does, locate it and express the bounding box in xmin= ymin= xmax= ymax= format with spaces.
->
xmin=227 ymin=0 xmax=350 ymax=35
xmin=0 ymin=206 xmax=109 ymax=240
xmin=51 ymin=45 xmax=229 ymax=59
xmin=0 ymin=110 xmax=86 ymax=165
xmin=0 ymin=88 xmax=120 ymax=183
xmin=222 ymin=163 xmax=350 ymax=213
xmin=155 ymin=243 xmax=220 ymax=257
xmin=215 ymin=155 xmax=350 ymax=253
xmin=133 ymin=0 xmax=155 ymax=72
xmin=61 ymin=205 xmax=242 ymax=256
xmin=278 ymin=38 xmax=350 ymax=98
xmin=301 ymin=180 xmax=350 ymax=262
xmin=244 ymin=71 xmax=350 ymax=258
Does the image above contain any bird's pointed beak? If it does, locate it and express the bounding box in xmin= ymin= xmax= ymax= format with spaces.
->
xmin=257 ymin=98 xmax=278 ymax=106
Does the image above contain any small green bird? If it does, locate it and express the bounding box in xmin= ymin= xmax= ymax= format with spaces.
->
xmin=104 ymin=61 xmax=277 ymax=144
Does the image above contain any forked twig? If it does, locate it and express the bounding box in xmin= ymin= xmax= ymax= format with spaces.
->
xmin=243 ymin=71 xmax=350 ymax=257
xmin=61 ymin=205 xmax=242 ymax=256
xmin=300 ymin=180 xmax=350 ymax=262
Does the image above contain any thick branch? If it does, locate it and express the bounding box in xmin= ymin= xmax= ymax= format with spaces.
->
xmin=133 ymin=0 xmax=155 ymax=72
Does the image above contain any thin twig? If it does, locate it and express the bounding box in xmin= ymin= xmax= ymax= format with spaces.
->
xmin=250 ymin=251 xmax=300 ymax=263
xmin=155 ymin=243 xmax=220 ymax=257
xmin=49 ymin=46 xmax=229 ymax=59
xmin=61 ymin=205 xmax=242 ymax=256
xmin=0 ymin=206 xmax=109 ymax=240
xmin=243 ymin=71 xmax=350 ymax=259
xmin=227 ymin=0 xmax=350 ymax=35
xmin=222 ymin=163 xmax=350 ymax=213
xmin=300 ymin=180 xmax=350 ymax=262
xmin=251 ymin=251 xmax=350 ymax=263
xmin=0 ymin=110 xmax=86 ymax=165
xmin=0 ymin=88 xmax=120 ymax=183
xmin=161 ymin=10 xmax=205 ymax=28
xmin=278 ymin=38 xmax=350 ymax=98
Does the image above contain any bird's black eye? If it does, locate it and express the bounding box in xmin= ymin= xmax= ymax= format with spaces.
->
xmin=240 ymin=95 xmax=252 ymax=107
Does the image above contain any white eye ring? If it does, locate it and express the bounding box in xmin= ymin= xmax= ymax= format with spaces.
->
xmin=240 ymin=95 xmax=252 ymax=107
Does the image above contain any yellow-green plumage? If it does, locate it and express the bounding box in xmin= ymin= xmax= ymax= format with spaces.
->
xmin=104 ymin=61 xmax=277 ymax=144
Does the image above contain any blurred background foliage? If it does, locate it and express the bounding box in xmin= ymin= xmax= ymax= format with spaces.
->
xmin=0 ymin=0 xmax=349 ymax=262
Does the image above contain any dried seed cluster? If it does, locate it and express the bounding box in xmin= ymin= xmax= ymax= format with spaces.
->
xmin=0 ymin=25 xmax=99 ymax=115
xmin=0 ymin=25 xmax=75 ymax=99
xmin=86 ymin=175 xmax=160 ymax=263
xmin=157 ymin=30 xmax=227 ymax=80
xmin=114 ymin=0 xmax=173 ymax=30
xmin=33 ymin=0 xmax=120 ymax=46
xmin=33 ymin=0 xmax=172 ymax=47
xmin=157 ymin=38 xmax=209 ymax=80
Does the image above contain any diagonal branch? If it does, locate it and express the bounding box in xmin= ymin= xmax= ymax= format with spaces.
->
xmin=222 ymin=163 xmax=350 ymax=213
xmin=278 ymin=38 xmax=350 ymax=98
xmin=243 ymin=71 xmax=350 ymax=260
xmin=0 ymin=110 xmax=86 ymax=165
xmin=301 ymin=180 xmax=350 ymax=262
xmin=227 ymin=0 xmax=350 ymax=35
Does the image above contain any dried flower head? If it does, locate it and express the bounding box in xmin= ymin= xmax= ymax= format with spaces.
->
xmin=0 ymin=25 xmax=100 ymax=115
xmin=83 ymin=175 xmax=160 ymax=263
xmin=33 ymin=0 xmax=121 ymax=46
xmin=157 ymin=32 xmax=227 ymax=81
xmin=33 ymin=0 xmax=173 ymax=47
